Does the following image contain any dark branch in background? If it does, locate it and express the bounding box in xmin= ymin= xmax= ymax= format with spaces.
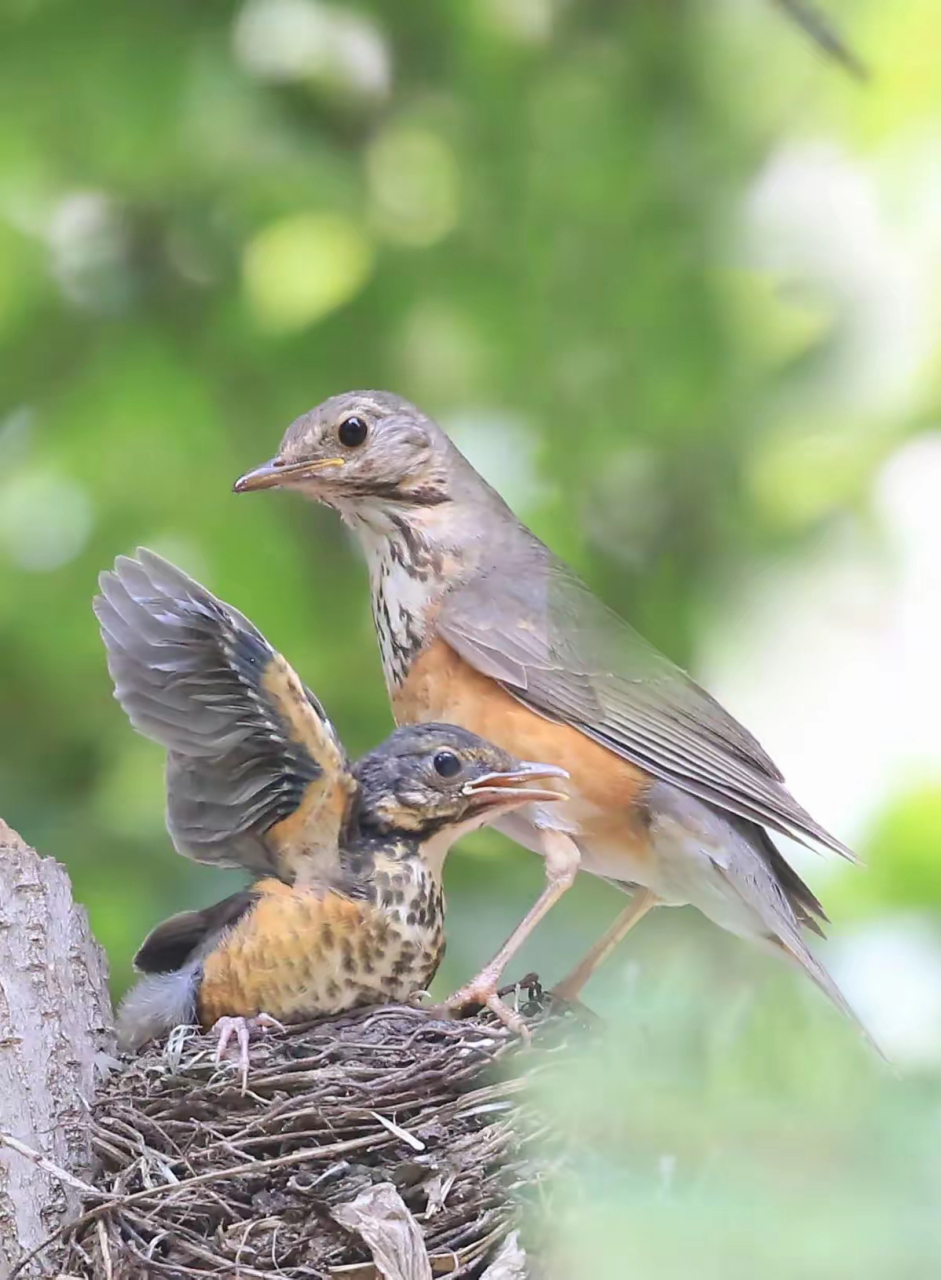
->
xmin=771 ymin=0 xmax=870 ymax=80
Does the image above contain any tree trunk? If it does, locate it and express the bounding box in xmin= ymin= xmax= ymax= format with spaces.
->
xmin=0 ymin=818 xmax=114 ymax=1277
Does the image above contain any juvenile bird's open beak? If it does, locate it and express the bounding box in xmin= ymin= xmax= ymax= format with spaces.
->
xmin=463 ymin=762 xmax=568 ymax=810
xmin=234 ymin=456 xmax=345 ymax=493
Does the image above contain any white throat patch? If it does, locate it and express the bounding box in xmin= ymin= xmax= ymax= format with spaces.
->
xmin=342 ymin=506 xmax=451 ymax=689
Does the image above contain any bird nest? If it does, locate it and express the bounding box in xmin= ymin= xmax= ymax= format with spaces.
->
xmin=53 ymin=978 xmax=579 ymax=1279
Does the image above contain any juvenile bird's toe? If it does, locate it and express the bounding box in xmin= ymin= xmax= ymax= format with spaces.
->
xmin=212 ymin=1012 xmax=285 ymax=1093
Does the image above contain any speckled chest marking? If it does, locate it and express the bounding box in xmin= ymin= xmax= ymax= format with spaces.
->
xmin=197 ymin=867 xmax=445 ymax=1027
xmin=345 ymin=508 xmax=450 ymax=688
xmin=366 ymin=851 xmax=445 ymax=983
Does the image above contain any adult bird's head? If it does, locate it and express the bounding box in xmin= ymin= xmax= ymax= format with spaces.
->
xmin=233 ymin=391 xmax=466 ymax=521
xmin=351 ymin=723 xmax=567 ymax=872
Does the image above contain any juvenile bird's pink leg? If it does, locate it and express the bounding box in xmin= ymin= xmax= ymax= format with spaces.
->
xmin=445 ymin=831 xmax=580 ymax=1032
xmin=212 ymin=1012 xmax=285 ymax=1093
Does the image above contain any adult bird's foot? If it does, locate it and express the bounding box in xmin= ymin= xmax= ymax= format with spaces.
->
xmin=546 ymin=985 xmax=603 ymax=1028
xmin=549 ymin=974 xmax=589 ymax=1004
xmin=443 ymin=981 xmax=531 ymax=1041
xmin=211 ymin=1012 xmax=285 ymax=1093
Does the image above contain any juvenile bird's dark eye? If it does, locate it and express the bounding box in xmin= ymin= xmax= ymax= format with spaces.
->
xmin=433 ymin=750 xmax=461 ymax=779
xmin=338 ymin=416 xmax=369 ymax=448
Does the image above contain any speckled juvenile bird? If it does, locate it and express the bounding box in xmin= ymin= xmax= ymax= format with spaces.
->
xmin=95 ymin=551 xmax=565 ymax=1085
xmin=235 ymin=390 xmax=876 ymax=1049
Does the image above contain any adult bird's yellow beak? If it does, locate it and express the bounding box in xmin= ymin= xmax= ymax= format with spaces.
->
xmin=233 ymin=456 xmax=345 ymax=493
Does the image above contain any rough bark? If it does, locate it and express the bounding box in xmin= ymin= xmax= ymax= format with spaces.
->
xmin=0 ymin=817 xmax=114 ymax=1278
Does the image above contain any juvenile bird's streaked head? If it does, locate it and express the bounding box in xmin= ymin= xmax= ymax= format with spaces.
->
xmin=234 ymin=391 xmax=457 ymax=515
xmin=351 ymin=723 xmax=566 ymax=867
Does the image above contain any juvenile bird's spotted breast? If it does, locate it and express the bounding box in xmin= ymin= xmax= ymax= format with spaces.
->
xmin=197 ymin=873 xmax=444 ymax=1026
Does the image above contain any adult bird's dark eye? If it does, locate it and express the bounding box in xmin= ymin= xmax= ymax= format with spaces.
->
xmin=433 ymin=751 xmax=461 ymax=778
xmin=338 ymin=416 xmax=369 ymax=448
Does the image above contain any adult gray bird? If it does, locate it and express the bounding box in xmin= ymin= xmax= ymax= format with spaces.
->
xmin=235 ymin=390 xmax=873 ymax=1045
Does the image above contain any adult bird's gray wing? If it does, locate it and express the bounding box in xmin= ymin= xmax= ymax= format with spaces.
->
xmin=437 ymin=543 xmax=855 ymax=860
xmin=95 ymin=549 xmax=357 ymax=880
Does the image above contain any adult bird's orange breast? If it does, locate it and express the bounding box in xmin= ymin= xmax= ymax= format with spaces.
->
xmin=393 ymin=637 xmax=654 ymax=864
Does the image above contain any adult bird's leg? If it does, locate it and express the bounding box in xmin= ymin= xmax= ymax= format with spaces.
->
xmin=445 ymin=831 xmax=580 ymax=1030
xmin=551 ymin=888 xmax=660 ymax=1002
xmin=212 ymin=1012 xmax=285 ymax=1093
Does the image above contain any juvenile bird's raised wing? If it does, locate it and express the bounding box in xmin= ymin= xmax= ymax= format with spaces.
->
xmin=95 ymin=549 xmax=357 ymax=880
xmin=133 ymin=889 xmax=261 ymax=974
xmin=437 ymin=541 xmax=855 ymax=860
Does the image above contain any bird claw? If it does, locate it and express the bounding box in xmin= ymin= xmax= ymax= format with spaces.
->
xmin=211 ymin=1012 xmax=285 ymax=1093
xmin=485 ymin=992 xmax=532 ymax=1042
xmin=443 ymin=983 xmax=531 ymax=1042
xmin=407 ymin=988 xmax=434 ymax=1007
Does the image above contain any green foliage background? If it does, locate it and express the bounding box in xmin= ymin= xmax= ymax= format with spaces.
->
xmin=1 ymin=0 xmax=940 ymax=1274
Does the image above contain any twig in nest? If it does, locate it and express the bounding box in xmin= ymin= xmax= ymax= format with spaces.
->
xmin=39 ymin=994 xmax=589 ymax=1279
xmin=0 ymin=1129 xmax=108 ymax=1199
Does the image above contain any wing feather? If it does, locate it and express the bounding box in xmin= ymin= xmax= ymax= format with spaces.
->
xmin=437 ymin=545 xmax=855 ymax=860
xmin=95 ymin=549 xmax=357 ymax=879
